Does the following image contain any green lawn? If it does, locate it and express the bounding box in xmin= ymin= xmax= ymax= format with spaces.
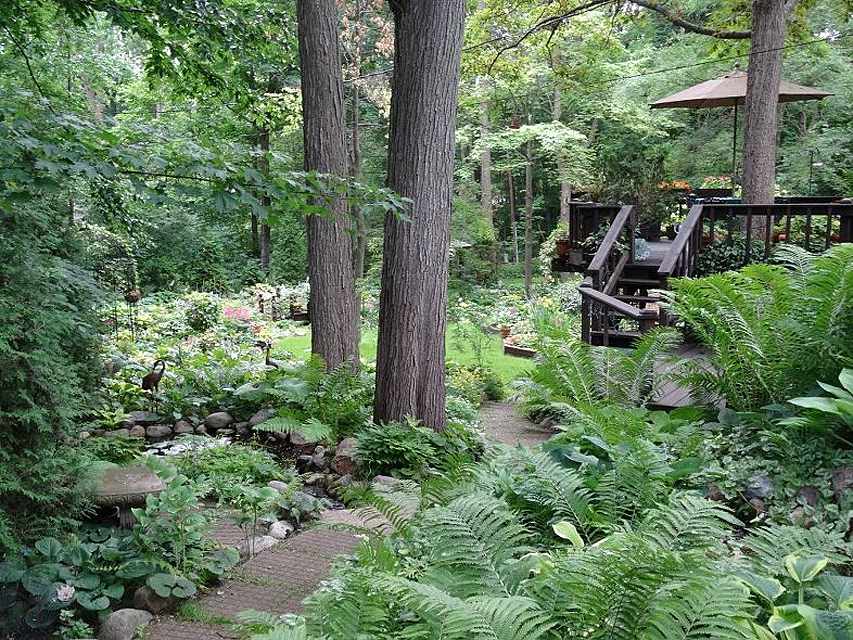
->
xmin=275 ymin=323 xmax=533 ymax=383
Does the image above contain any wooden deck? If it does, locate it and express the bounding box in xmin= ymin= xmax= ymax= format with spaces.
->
xmin=649 ymin=343 xmax=710 ymax=409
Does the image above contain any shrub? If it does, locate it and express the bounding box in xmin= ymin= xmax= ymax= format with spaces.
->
xmin=183 ymin=292 xmax=222 ymax=332
xmin=694 ymin=235 xmax=767 ymax=277
xmin=0 ymin=209 xmax=103 ymax=552
xmin=356 ymin=419 xmax=438 ymax=478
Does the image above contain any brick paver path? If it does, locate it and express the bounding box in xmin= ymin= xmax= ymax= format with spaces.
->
xmin=146 ymin=512 xmax=361 ymax=639
xmin=480 ymin=401 xmax=553 ymax=447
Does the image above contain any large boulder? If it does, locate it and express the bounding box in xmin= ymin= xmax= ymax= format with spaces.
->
xmin=127 ymin=411 xmax=161 ymax=426
xmin=238 ymin=535 xmax=278 ymax=558
xmin=249 ymin=408 xmax=276 ymax=427
xmin=98 ymin=608 xmax=153 ymax=640
xmin=745 ymin=474 xmax=773 ymax=500
xmin=205 ymin=411 xmax=234 ymax=431
xmin=332 ymin=438 xmax=358 ymax=475
xmin=146 ymin=425 xmax=173 ymax=442
xmin=174 ymin=420 xmax=194 ymax=436
xmin=128 ymin=425 xmax=146 ymax=439
xmin=132 ymin=585 xmax=173 ymax=615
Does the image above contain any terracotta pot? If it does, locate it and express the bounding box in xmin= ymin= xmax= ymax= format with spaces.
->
xmin=555 ymin=239 xmax=572 ymax=257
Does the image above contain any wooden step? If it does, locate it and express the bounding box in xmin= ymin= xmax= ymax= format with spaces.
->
xmin=590 ymin=330 xmax=643 ymax=348
xmin=615 ymin=294 xmax=662 ymax=304
xmin=616 ymin=277 xmax=665 ymax=289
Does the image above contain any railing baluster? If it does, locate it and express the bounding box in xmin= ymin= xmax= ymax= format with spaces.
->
xmin=825 ymin=212 xmax=832 ymax=249
xmin=744 ymin=208 xmax=753 ymax=266
xmin=804 ymin=206 xmax=812 ymax=250
xmin=764 ymin=204 xmax=772 ymax=260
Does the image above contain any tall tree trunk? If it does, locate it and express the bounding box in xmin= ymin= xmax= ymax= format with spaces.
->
xmin=257 ymin=128 xmax=272 ymax=273
xmin=477 ymin=0 xmax=496 ymax=269
xmin=524 ymin=140 xmax=534 ymax=298
xmin=250 ymin=213 xmax=259 ymax=257
xmin=297 ymin=0 xmax=360 ymax=370
xmin=374 ymin=0 xmax=465 ymax=431
xmin=351 ymin=84 xmax=367 ymax=278
xmin=741 ymin=0 xmax=788 ymax=205
xmin=552 ymin=45 xmax=572 ymax=224
xmin=506 ymin=171 xmax=519 ymax=263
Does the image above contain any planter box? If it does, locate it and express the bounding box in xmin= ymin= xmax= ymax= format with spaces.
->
xmin=503 ymin=344 xmax=536 ymax=359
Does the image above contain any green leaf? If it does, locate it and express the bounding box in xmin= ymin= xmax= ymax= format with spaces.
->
xmin=770 ymin=604 xmax=853 ymax=639
xmin=116 ymin=559 xmax=158 ymax=579
xmin=0 ymin=560 xmax=25 ymax=583
xmin=839 ymin=369 xmax=853 ymax=395
xmin=785 ymin=554 xmax=829 ymax=584
xmin=789 ymin=397 xmax=842 ymax=415
xmin=552 ymin=521 xmax=584 ymax=548
xmin=102 ymin=583 xmax=124 ymax=600
xmin=147 ymin=573 xmax=197 ymax=599
xmin=76 ymin=591 xmax=110 ymax=611
xmin=734 ymin=569 xmax=785 ymax=603
xmin=22 ymin=565 xmax=58 ymax=596
xmin=71 ymin=573 xmax=100 ymax=590
xmin=818 ymin=574 xmax=853 ymax=610
xmin=34 ymin=538 xmax=63 ymax=562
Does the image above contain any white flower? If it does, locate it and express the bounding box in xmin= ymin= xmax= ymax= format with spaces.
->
xmin=55 ymin=584 xmax=75 ymax=603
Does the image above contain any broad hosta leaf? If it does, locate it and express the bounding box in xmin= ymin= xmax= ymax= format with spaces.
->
xmin=34 ymin=538 xmax=63 ymax=562
xmin=734 ymin=569 xmax=785 ymax=603
xmin=552 ymin=521 xmax=584 ymax=548
xmin=770 ymin=604 xmax=853 ymax=639
xmin=785 ymin=554 xmax=829 ymax=584
xmin=818 ymin=575 xmax=853 ymax=611
xmin=75 ymin=591 xmax=110 ymax=611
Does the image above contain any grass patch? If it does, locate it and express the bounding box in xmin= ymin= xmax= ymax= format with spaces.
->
xmin=275 ymin=323 xmax=532 ymax=383
xmin=176 ymin=601 xmax=232 ymax=626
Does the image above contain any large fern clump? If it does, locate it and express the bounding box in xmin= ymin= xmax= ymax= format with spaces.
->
xmin=516 ymin=323 xmax=681 ymax=422
xmin=665 ymin=244 xmax=853 ymax=410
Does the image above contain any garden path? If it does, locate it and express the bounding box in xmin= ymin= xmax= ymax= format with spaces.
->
xmin=479 ymin=401 xmax=553 ymax=447
xmin=146 ymin=510 xmax=364 ymax=639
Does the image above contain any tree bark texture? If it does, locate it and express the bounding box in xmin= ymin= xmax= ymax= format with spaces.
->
xmin=741 ymin=0 xmax=787 ymax=205
xmin=297 ymin=0 xmax=360 ymax=370
xmin=506 ymin=171 xmax=519 ymax=263
xmin=351 ymin=83 xmax=367 ymax=278
xmin=257 ymin=128 xmax=272 ymax=272
xmin=477 ymin=0 xmax=496 ymax=268
xmin=552 ymin=45 xmax=572 ymax=224
xmin=374 ymin=0 xmax=466 ymax=431
xmin=524 ymin=140 xmax=534 ymax=298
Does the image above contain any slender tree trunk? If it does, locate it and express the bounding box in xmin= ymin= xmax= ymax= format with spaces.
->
xmin=506 ymin=171 xmax=519 ymax=263
xmin=257 ymin=128 xmax=272 ymax=272
xmin=477 ymin=0 xmax=496 ymax=269
xmin=250 ymin=213 xmax=259 ymax=257
xmin=297 ymin=0 xmax=360 ymax=369
xmin=351 ymin=85 xmax=367 ymax=278
xmin=524 ymin=140 xmax=534 ymax=298
xmin=552 ymin=45 xmax=572 ymax=224
xmin=741 ymin=0 xmax=788 ymax=205
xmin=374 ymin=0 xmax=465 ymax=431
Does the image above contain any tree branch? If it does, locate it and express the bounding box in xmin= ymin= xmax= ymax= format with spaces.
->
xmin=2 ymin=26 xmax=57 ymax=114
xmin=631 ymin=0 xmax=751 ymax=39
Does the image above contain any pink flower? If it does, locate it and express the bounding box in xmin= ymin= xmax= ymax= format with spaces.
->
xmin=224 ymin=306 xmax=252 ymax=322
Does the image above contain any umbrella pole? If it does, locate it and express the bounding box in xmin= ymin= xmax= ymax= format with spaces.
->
xmin=731 ymin=103 xmax=738 ymax=197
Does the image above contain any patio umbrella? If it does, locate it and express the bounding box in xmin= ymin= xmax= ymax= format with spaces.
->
xmin=650 ymin=68 xmax=832 ymax=188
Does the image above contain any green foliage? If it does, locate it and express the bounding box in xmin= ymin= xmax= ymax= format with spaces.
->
xmin=517 ymin=321 xmax=681 ymax=422
xmin=695 ymin=236 xmax=768 ymax=277
xmin=184 ymin=292 xmax=222 ymax=332
xmin=129 ymin=469 xmax=238 ymax=584
xmin=173 ymin=442 xmax=290 ymax=502
xmin=784 ymin=369 xmax=853 ymax=445
xmin=666 ymin=244 xmax=853 ymax=410
xmin=80 ymin=436 xmax=144 ymax=466
xmin=356 ymin=420 xmax=441 ymax=479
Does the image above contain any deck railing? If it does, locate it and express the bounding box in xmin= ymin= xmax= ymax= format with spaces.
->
xmin=567 ymin=202 xmax=623 ymax=246
xmin=659 ymin=202 xmax=853 ymax=282
xmin=580 ymin=205 xmax=657 ymax=345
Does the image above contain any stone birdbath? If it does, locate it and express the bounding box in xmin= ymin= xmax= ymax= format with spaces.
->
xmin=91 ymin=464 xmax=165 ymax=528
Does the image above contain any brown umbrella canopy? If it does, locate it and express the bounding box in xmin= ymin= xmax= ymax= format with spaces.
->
xmin=651 ymin=69 xmax=833 ymax=109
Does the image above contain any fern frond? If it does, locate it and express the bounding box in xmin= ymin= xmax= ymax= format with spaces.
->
xmin=638 ymin=492 xmax=741 ymax=552
xmin=739 ymin=523 xmax=852 ymax=576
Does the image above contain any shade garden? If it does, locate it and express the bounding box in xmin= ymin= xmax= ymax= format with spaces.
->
xmin=2 ymin=1 xmax=853 ymax=639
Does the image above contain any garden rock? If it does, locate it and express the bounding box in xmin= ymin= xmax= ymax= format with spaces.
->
xmin=796 ymin=485 xmax=819 ymax=507
xmin=249 ymin=407 xmax=276 ymax=426
xmin=706 ymin=483 xmax=725 ymax=502
xmin=304 ymin=473 xmax=325 ymax=487
xmin=269 ymin=520 xmax=295 ymax=540
xmin=235 ymin=421 xmax=250 ymax=437
xmin=195 ymin=424 xmax=208 ymax=435
xmin=133 ymin=585 xmax=173 ymax=614
xmin=79 ymin=431 xmax=91 ymax=440
xmin=289 ymin=431 xmax=310 ymax=448
xmin=217 ymin=428 xmax=235 ymax=438
xmin=296 ymin=455 xmax=314 ymax=472
xmin=239 ymin=535 xmax=279 ymax=558
xmin=92 ymin=429 xmax=106 ymax=437
xmin=174 ymin=420 xmax=194 ymax=436
xmin=106 ymin=429 xmax=130 ymax=438
xmin=98 ymin=608 xmax=153 ymax=640
xmin=268 ymin=480 xmax=289 ymax=493
xmin=128 ymin=411 xmax=161 ymax=426
xmin=146 ymin=424 xmax=173 ymax=442
xmin=128 ymin=425 xmax=146 ymax=439
xmin=831 ymin=467 xmax=852 ymax=502
xmin=333 ymin=438 xmax=358 ymax=475
xmin=312 ymin=446 xmax=328 ymax=470
xmin=205 ymin=411 xmax=234 ymax=430
xmin=745 ymin=474 xmax=773 ymax=499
